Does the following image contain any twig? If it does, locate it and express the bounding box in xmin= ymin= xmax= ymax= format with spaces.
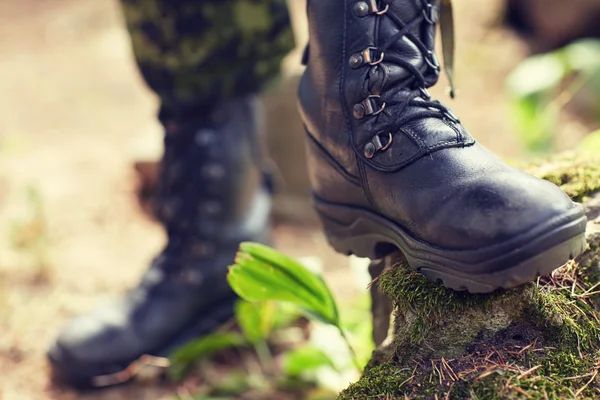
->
xmin=574 ymin=369 xmax=598 ymax=398
xmin=441 ymin=357 xmax=458 ymax=381
xmin=367 ymin=264 xmax=396 ymax=289
xmin=578 ymin=280 xmax=600 ymax=295
xmin=509 ymin=386 xmax=533 ymax=398
xmin=563 ymin=372 xmax=596 ymax=381
xmin=517 ymin=365 xmax=541 ymax=380
xmin=445 ymin=383 xmax=455 ymax=400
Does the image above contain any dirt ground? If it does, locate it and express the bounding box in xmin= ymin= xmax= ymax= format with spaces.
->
xmin=0 ymin=1 xmax=591 ymax=399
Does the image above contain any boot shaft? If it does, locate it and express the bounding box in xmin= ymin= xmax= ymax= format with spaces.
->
xmin=302 ymin=0 xmax=439 ymax=79
xmin=157 ymin=96 xmax=270 ymax=253
xmin=299 ymin=0 xmax=443 ymax=176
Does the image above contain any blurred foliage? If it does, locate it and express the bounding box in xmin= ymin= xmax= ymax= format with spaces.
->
xmin=578 ymin=128 xmax=600 ymax=153
xmin=170 ymin=332 xmax=247 ymax=380
xmin=282 ymin=346 xmax=336 ymax=377
xmin=507 ymin=39 xmax=600 ymax=153
xmin=170 ymin=242 xmax=374 ymax=399
xmin=9 ymin=184 xmax=52 ymax=282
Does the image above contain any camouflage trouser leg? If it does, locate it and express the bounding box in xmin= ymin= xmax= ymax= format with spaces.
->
xmin=121 ymin=0 xmax=295 ymax=121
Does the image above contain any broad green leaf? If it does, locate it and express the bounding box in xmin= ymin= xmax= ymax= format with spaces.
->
xmin=169 ymin=332 xmax=246 ymax=379
xmin=229 ymin=256 xmax=321 ymax=306
xmin=506 ymin=52 xmax=566 ymax=98
xmin=282 ymin=346 xmax=336 ymax=377
xmin=228 ymin=242 xmax=339 ymax=326
xmin=235 ymin=300 xmax=275 ymax=343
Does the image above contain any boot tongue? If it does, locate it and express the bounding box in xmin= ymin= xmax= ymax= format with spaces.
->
xmin=375 ymin=1 xmax=440 ymax=90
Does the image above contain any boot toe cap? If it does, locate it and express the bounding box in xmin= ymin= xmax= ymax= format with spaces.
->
xmin=48 ymin=301 xmax=140 ymax=386
xmin=425 ymin=171 xmax=578 ymax=250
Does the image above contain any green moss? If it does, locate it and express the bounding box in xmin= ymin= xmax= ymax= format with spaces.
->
xmin=338 ymin=363 xmax=411 ymax=399
xmin=378 ymin=262 xmax=501 ymax=347
xmin=342 ymin=348 xmax=600 ymax=399
xmin=466 ymin=350 xmax=599 ymax=400
xmin=539 ymin=351 xmax=592 ymax=378
xmin=341 ymin=345 xmax=600 ymax=400
xmin=535 ymin=285 xmax=600 ymax=352
xmin=468 ymin=373 xmax=571 ymax=400
xmin=378 ymin=262 xmax=491 ymax=315
xmin=527 ymin=152 xmax=600 ymax=202
xmin=344 ymin=254 xmax=600 ymax=398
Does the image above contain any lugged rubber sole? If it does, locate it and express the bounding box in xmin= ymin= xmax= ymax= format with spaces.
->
xmin=315 ymin=196 xmax=588 ymax=293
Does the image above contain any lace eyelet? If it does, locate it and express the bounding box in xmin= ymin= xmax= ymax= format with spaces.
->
xmin=425 ymin=51 xmax=440 ymax=71
xmin=422 ymin=2 xmax=436 ymax=24
xmin=350 ymin=48 xmax=384 ymax=69
xmin=364 ymin=132 xmax=393 ymax=159
xmin=362 ymin=47 xmax=385 ymax=66
xmin=368 ymin=0 xmax=389 ymax=15
xmin=354 ymin=95 xmax=386 ymax=119
xmin=379 ymin=132 xmax=393 ymax=151
xmin=365 ymin=95 xmax=386 ymax=116
xmin=419 ymin=87 xmax=431 ymax=100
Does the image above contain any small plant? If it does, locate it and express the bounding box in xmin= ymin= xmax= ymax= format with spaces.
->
xmin=169 ymin=242 xmax=371 ymax=399
xmin=506 ymin=39 xmax=600 ymax=154
xmin=228 ymin=242 xmax=361 ymax=370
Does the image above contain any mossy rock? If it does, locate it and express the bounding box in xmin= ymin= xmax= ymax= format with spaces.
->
xmin=341 ymin=149 xmax=600 ymax=400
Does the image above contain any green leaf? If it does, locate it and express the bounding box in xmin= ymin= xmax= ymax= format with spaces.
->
xmin=271 ymin=301 xmax=302 ymax=329
xmin=506 ymin=52 xmax=567 ymax=98
xmin=227 ymin=242 xmax=339 ymax=326
xmin=169 ymin=332 xmax=246 ymax=380
xmin=282 ymin=346 xmax=336 ymax=377
xmin=509 ymin=96 xmax=556 ymax=153
xmin=235 ymin=300 xmax=275 ymax=343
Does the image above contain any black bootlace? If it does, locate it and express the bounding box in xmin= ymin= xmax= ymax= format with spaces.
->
xmin=354 ymin=0 xmax=459 ymax=158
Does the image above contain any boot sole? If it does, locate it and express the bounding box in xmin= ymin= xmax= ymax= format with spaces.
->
xmin=315 ymin=196 xmax=587 ymax=293
xmin=47 ymin=296 xmax=237 ymax=389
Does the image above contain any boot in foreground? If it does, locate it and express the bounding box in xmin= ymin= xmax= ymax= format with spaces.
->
xmin=298 ymin=0 xmax=587 ymax=293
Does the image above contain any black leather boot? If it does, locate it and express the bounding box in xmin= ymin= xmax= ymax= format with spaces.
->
xmin=299 ymin=0 xmax=587 ymax=293
xmin=48 ymin=96 xmax=271 ymax=387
